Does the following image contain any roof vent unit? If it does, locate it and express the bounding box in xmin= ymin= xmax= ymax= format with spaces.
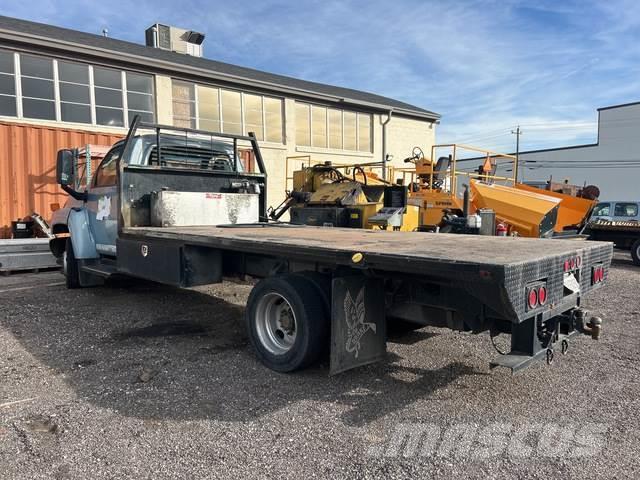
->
xmin=145 ymin=23 xmax=205 ymax=57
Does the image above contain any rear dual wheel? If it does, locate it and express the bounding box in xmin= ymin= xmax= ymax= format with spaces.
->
xmin=246 ymin=274 xmax=330 ymax=372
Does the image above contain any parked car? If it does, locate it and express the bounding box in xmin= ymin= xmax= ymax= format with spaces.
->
xmin=590 ymin=201 xmax=640 ymax=222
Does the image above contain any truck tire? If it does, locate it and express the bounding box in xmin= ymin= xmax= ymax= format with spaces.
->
xmin=63 ymin=238 xmax=81 ymax=289
xmin=631 ymin=239 xmax=640 ymax=266
xmin=246 ymin=275 xmax=329 ymax=372
xmin=289 ymin=271 xmax=331 ymax=314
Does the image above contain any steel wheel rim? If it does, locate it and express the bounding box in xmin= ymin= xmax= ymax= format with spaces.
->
xmin=254 ymin=292 xmax=297 ymax=355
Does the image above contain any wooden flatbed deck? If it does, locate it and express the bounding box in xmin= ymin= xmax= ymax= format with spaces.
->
xmin=123 ymin=224 xmax=612 ymax=276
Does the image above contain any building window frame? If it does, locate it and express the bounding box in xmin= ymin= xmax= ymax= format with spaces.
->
xmin=295 ymin=101 xmax=373 ymax=153
xmin=170 ymin=78 xmax=285 ymax=144
xmin=0 ymin=48 xmax=156 ymax=128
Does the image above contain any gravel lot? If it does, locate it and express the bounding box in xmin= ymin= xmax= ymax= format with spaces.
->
xmin=1 ymin=251 xmax=639 ymax=479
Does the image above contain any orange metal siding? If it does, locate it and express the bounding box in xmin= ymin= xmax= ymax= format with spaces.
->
xmin=0 ymin=122 xmax=123 ymax=238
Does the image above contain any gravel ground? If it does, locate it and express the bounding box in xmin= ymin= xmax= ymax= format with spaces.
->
xmin=0 ymin=251 xmax=639 ymax=479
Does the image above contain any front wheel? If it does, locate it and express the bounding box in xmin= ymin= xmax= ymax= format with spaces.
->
xmin=63 ymin=238 xmax=81 ymax=289
xmin=631 ymin=239 xmax=640 ymax=266
xmin=246 ymin=275 xmax=329 ymax=372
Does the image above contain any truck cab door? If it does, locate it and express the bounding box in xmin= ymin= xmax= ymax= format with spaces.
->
xmin=86 ymin=144 xmax=123 ymax=256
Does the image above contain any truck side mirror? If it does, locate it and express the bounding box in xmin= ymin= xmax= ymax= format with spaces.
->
xmin=56 ymin=149 xmax=75 ymax=186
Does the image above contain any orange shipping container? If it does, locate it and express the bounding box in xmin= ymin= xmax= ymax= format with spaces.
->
xmin=0 ymin=121 xmax=123 ymax=238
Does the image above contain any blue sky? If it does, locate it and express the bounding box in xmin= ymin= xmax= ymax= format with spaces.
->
xmin=3 ymin=0 xmax=640 ymax=154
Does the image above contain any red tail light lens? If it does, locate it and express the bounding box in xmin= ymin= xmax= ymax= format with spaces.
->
xmin=528 ymin=289 xmax=538 ymax=309
xmin=592 ymin=265 xmax=605 ymax=284
xmin=538 ymin=286 xmax=547 ymax=305
xmin=564 ymin=256 xmax=582 ymax=272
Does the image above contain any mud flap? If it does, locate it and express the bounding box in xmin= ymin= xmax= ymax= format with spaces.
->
xmin=330 ymin=275 xmax=386 ymax=375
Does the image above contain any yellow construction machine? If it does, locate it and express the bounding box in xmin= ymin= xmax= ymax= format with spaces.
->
xmin=270 ymin=145 xmax=597 ymax=238
xmin=268 ymin=160 xmax=419 ymax=231
xmin=397 ymin=144 xmax=597 ymax=237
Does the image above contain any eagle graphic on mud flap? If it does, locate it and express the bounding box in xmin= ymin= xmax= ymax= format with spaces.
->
xmin=343 ymin=287 xmax=377 ymax=358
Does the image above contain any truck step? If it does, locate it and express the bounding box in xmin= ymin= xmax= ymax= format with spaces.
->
xmin=81 ymin=263 xmax=118 ymax=278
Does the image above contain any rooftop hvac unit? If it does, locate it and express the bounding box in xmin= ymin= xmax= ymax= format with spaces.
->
xmin=145 ymin=24 xmax=205 ymax=57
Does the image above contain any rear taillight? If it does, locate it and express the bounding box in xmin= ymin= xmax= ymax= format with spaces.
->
xmin=526 ymin=280 xmax=548 ymax=311
xmin=592 ymin=265 xmax=605 ymax=285
xmin=538 ymin=285 xmax=547 ymax=305
xmin=564 ymin=255 xmax=582 ymax=272
xmin=527 ymin=289 xmax=538 ymax=309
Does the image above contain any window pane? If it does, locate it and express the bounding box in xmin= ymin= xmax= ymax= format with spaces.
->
xmin=173 ymin=117 xmax=196 ymax=129
xmin=127 ymin=92 xmax=153 ymax=111
xmin=20 ymin=55 xmax=53 ymax=79
xmin=61 ymin=102 xmax=91 ymax=123
xmin=221 ymin=89 xmax=242 ymax=134
xmin=311 ymin=106 xmax=327 ymax=148
xmin=198 ymin=86 xmax=219 ymax=121
xmin=0 ymin=51 xmax=14 ymax=74
xmin=593 ymin=203 xmax=610 ymax=216
xmin=343 ymin=111 xmax=357 ymax=150
xmin=126 ymin=72 xmax=153 ymax=94
xmin=59 ymin=82 xmax=90 ymax=104
xmin=95 ymin=87 xmax=123 ymax=108
xmin=244 ymin=94 xmax=263 ymax=140
xmin=58 ymin=61 xmax=88 ymax=83
xmin=328 ymin=108 xmax=342 ymax=149
xmin=23 ymin=98 xmax=55 ymax=120
xmin=0 ymin=73 xmax=15 ymax=96
xmin=96 ymin=107 xmax=124 ymax=126
xmin=0 ymin=95 xmax=16 ymax=116
xmin=173 ymin=100 xmax=194 ymax=120
xmin=614 ymin=203 xmax=638 ymax=217
xmin=172 ymin=81 xmax=195 ymax=126
xmin=358 ymin=113 xmax=371 ymax=152
xmin=265 ymin=97 xmax=282 ymax=143
xmin=172 ymin=81 xmax=194 ymax=101
xmin=128 ymin=110 xmax=154 ymax=124
xmin=94 ymin=67 xmax=122 ymax=89
xmin=95 ymin=148 xmax=122 ymax=187
xmin=21 ymin=77 xmax=54 ymax=99
xmin=295 ymin=103 xmax=310 ymax=146
xmin=200 ymin=118 xmax=221 ymax=132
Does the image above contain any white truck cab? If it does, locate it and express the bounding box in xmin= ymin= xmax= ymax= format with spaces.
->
xmin=591 ymin=201 xmax=640 ymax=223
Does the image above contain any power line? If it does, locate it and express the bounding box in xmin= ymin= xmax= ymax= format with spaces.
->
xmin=526 ymin=159 xmax=640 ymax=163
xmin=524 ymin=164 xmax=640 ymax=169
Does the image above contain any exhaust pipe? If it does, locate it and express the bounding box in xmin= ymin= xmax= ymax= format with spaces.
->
xmin=462 ymin=184 xmax=470 ymax=218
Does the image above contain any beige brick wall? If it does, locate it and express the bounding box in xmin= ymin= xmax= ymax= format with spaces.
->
xmin=385 ymin=114 xmax=436 ymax=171
xmin=155 ymin=75 xmax=174 ymax=125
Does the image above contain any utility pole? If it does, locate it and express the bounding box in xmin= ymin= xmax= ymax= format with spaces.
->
xmin=511 ymin=126 xmax=523 ymax=183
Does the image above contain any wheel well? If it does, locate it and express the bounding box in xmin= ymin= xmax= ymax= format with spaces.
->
xmin=50 ymin=224 xmax=69 ymax=257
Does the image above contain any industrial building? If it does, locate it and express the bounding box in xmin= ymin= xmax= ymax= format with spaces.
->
xmin=517 ymin=102 xmax=640 ymax=199
xmin=0 ymin=15 xmax=439 ymax=237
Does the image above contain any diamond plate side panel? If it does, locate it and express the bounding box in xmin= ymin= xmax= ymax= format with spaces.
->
xmin=504 ymin=242 xmax=613 ymax=322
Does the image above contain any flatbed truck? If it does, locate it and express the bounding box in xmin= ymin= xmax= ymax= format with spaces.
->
xmin=50 ymin=118 xmax=613 ymax=374
xmin=587 ymin=220 xmax=640 ymax=266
